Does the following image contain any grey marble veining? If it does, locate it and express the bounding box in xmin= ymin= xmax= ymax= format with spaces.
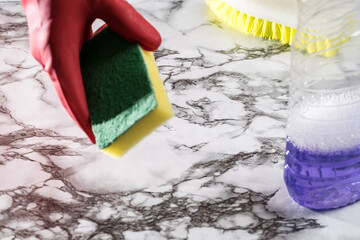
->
xmin=1 ymin=0 xmax=360 ymax=239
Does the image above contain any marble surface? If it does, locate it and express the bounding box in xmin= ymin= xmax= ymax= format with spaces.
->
xmin=1 ymin=0 xmax=360 ymax=239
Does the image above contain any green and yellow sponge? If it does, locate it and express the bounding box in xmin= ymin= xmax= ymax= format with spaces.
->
xmin=80 ymin=27 xmax=173 ymax=158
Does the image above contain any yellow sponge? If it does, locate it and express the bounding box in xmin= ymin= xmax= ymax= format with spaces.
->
xmin=101 ymin=50 xmax=173 ymax=158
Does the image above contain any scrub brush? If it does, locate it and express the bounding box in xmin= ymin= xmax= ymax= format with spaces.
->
xmin=206 ymin=0 xmax=351 ymax=57
xmin=80 ymin=27 xmax=173 ymax=158
xmin=206 ymin=0 xmax=298 ymax=45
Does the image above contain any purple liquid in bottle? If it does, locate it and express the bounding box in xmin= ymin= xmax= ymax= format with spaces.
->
xmin=284 ymin=140 xmax=360 ymax=210
xmin=284 ymin=89 xmax=360 ymax=209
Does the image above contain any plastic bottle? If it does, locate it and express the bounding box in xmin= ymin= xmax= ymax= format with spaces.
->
xmin=284 ymin=0 xmax=360 ymax=210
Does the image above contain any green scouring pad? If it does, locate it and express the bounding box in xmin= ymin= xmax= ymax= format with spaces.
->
xmin=80 ymin=27 xmax=173 ymax=157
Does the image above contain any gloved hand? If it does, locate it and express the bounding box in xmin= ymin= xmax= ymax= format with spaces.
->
xmin=21 ymin=0 xmax=161 ymax=143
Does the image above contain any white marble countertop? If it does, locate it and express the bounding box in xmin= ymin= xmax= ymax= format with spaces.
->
xmin=1 ymin=0 xmax=360 ymax=239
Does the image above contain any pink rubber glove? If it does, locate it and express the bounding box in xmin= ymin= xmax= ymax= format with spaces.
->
xmin=21 ymin=0 xmax=161 ymax=143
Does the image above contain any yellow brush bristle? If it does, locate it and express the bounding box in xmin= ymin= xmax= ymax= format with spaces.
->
xmin=206 ymin=0 xmax=296 ymax=45
xmin=101 ymin=50 xmax=174 ymax=158
xmin=206 ymin=0 xmax=351 ymax=57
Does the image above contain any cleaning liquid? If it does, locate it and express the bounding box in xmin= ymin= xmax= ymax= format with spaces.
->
xmin=284 ymin=89 xmax=360 ymax=209
xmin=284 ymin=0 xmax=360 ymax=209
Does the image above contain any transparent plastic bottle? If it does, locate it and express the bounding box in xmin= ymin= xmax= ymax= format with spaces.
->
xmin=284 ymin=0 xmax=360 ymax=210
